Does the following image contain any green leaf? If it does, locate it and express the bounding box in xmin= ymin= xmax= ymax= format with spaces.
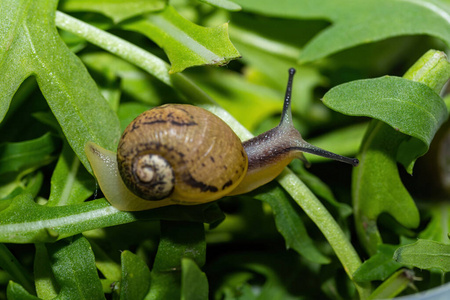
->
xmin=228 ymin=11 xmax=312 ymax=60
xmin=193 ymin=70 xmax=283 ymax=130
xmin=333 ymin=51 xmax=449 ymax=255
xmin=47 ymin=142 xmax=95 ymax=206
xmin=181 ymin=258 xmax=209 ymax=300
xmin=0 ymin=244 xmax=34 ymax=294
xmin=351 ymin=121 xmax=420 ymax=255
xmin=0 ymin=193 xmax=223 ymax=243
xmin=226 ymin=12 xmax=328 ymax=120
xmin=0 ymin=171 xmax=44 ymax=202
xmin=121 ymin=5 xmax=240 ymax=73
xmin=117 ymin=102 xmax=152 ymax=132
xmin=255 ymin=185 xmax=330 ymax=264
xmin=81 ymin=52 xmax=175 ymax=106
xmin=198 ymin=0 xmax=241 ymax=11
xmin=155 ymin=221 xmax=206 ymax=270
xmin=0 ymin=133 xmax=59 ymax=175
xmin=228 ymin=40 xmax=322 ymax=119
xmin=6 ymin=281 xmax=40 ymax=300
xmin=89 ymin=240 xmax=121 ymax=283
xmin=393 ymin=239 xmax=450 ymax=272
xmin=0 ymin=0 xmax=121 ymax=174
xmin=60 ymin=0 xmax=166 ymax=23
xmin=353 ymin=244 xmax=403 ymax=282
xmin=119 ymin=250 xmax=151 ymax=300
xmin=303 ymin=123 xmax=367 ymax=164
xmin=291 ymin=163 xmax=352 ymax=219
xmin=147 ymin=221 xmax=206 ymax=300
xmin=34 ymin=244 xmax=59 ymax=299
xmin=46 ymin=235 xmax=105 ymax=299
xmin=323 ymin=76 xmax=448 ymax=170
xmin=233 ymin=0 xmax=450 ymax=63
xmin=207 ymin=252 xmax=303 ymax=300
xmin=88 ymin=251 xmax=119 ymax=294
xmin=419 ymin=205 xmax=450 ymax=243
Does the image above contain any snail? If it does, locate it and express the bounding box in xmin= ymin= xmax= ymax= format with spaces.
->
xmin=85 ymin=68 xmax=359 ymax=211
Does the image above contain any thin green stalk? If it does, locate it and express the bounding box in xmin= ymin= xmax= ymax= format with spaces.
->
xmin=279 ymin=169 xmax=371 ymax=298
xmin=55 ymin=11 xmax=252 ymax=140
xmin=55 ymin=11 xmax=171 ymax=86
xmin=54 ymin=11 xmax=370 ymax=298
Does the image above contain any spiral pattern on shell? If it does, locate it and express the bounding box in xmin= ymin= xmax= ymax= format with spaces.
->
xmin=117 ymin=104 xmax=248 ymax=204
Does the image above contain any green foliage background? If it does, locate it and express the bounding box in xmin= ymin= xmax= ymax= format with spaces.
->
xmin=0 ymin=0 xmax=450 ymax=299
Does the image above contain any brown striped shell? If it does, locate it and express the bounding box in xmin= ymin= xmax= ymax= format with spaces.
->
xmin=117 ymin=104 xmax=248 ymax=205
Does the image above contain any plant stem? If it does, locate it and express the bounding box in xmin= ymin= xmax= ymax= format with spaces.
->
xmin=403 ymin=50 xmax=450 ymax=93
xmin=55 ymin=11 xmax=371 ymax=298
xmin=279 ymin=169 xmax=371 ymax=298
xmin=55 ymin=11 xmax=253 ymax=140
xmin=55 ymin=12 xmax=171 ymax=86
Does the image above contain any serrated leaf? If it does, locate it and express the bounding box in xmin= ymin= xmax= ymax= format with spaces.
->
xmin=0 ymin=193 xmax=223 ymax=243
xmin=393 ymin=239 xmax=450 ymax=272
xmin=353 ymin=244 xmax=402 ymax=282
xmin=121 ymin=5 xmax=240 ymax=73
xmin=181 ymin=258 xmax=209 ymax=300
xmin=119 ymin=250 xmax=151 ymax=300
xmin=0 ymin=0 xmax=121 ymax=174
xmin=255 ymin=185 xmax=330 ymax=264
xmin=352 ymin=120 xmax=420 ymax=255
xmin=233 ymin=0 xmax=450 ymax=63
xmin=60 ymin=0 xmax=166 ymax=23
xmin=46 ymin=235 xmax=105 ymax=299
xmin=326 ymin=51 xmax=450 ymax=255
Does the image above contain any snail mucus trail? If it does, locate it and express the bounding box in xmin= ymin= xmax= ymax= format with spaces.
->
xmin=85 ymin=68 xmax=358 ymax=211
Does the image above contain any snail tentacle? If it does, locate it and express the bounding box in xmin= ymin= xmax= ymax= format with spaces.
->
xmin=86 ymin=68 xmax=359 ymax=211
xmin=230 ymin=68 xmax=359 ymax=195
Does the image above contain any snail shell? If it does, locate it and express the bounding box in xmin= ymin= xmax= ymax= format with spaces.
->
xmin=85 ymin=68 xmax=358 ymax=211
xmin=117 ymin=104 xmax=248 ymax=204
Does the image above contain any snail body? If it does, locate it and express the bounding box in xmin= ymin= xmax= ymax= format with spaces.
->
xmin=86 ymin=68 xmax=358 ymax=211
